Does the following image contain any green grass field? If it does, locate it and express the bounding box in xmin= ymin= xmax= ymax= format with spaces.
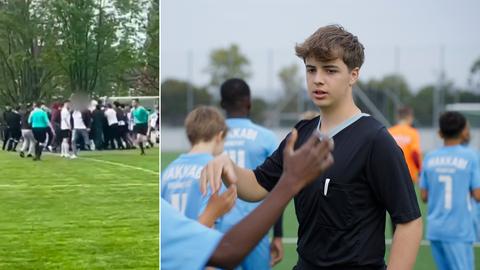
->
xmin=162 ymin=151 xmax=480 ymax=270
xmin=1 ymin=148 xmax=159 ymax=269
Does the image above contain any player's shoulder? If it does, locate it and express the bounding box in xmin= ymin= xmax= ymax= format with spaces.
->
xmin=250 ymin=121 xmax=276 ymax=138
xmin=356 ymin=115 xmax=389 ymax=139
xmin=162 ymin=154 xmax=212 ymax=179
xmin=293 ymin=116 xmax=320 ymax=132
xmin=359 ymin=115 xmax=384 ymax=127
xmin=458 ymin=146 xmax=479 ymax=160
xmin=422 ymin=149 xmax=437 ymax=163
xmin=357 ymin=116 xmax=402 ymax=151
xmin=227 ymin=118 xmax=276 ymax=137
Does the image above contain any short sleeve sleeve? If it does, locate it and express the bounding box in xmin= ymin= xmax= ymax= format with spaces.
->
xmin=161 ymin=199 xmax=223 ymax=270
xmin=366 ymin=128 xmax=421 ymax=224
xmin=253 ymin=134 xmax=288 ymax=192
xmin=254 ymin=119 xmax=316 ymax=192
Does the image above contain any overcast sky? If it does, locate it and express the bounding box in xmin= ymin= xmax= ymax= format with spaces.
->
xmin=161 ymin=0 xmax=480 ymax=99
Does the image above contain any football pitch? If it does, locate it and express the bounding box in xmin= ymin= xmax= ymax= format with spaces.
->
xmin=162 ymin=151 xmax=480 ymax=270
xmin=0 ymin=148 xmax=159 ymax=269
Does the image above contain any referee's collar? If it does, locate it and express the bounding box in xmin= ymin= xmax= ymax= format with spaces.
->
xmin=316 ymin=113 xmax=370 ymax=138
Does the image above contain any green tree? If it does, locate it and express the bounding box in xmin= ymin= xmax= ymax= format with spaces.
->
xmin=205 ymin=44 xmax=251 ymax=88
xmin=250 ymin=97 xmax=269 ymax=124
xmin=358 ymin=74 xmax=413 ymax=123
xmin=45 ymin=0 xmax=147 ymax=97
xmin=469 ymin=57 xmax=480 ymax=92
xmin=161 ymin=79 xmax=212 ymax=125
xmin=278 ymin=63 xmax=303 ymax=95
xmin=0 ymin=0 xmax=57 ymax=105
xmin=0 ymin=0 xmax=152 ymax=105
xmin=277 ymin=63 xmax=304 ymax=113
xmin=409 ymin=82 xmax=452 ymax=127
xmin=136 ymin=0 xmax=158 ymax=95
xmin=409 ymin=85 xmax=434 ymax=126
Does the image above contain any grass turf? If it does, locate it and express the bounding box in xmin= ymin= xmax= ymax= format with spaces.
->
xmin=161 ymin=151 xmax=480 ymax=270
xmin=1 ymin=148 xmax=159 ymax=269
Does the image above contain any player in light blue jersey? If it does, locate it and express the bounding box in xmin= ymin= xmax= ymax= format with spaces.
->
xmin=162 ymin=106 xmax=230 ymax=220
xmin=420 ymin=111 xmax=480 ymax=270
xmin=219 ymin=78 xmax=283 ymax=269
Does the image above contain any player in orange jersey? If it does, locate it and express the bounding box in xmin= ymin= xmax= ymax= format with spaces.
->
xmin=388 ymin=106 xmax=422 ymax=183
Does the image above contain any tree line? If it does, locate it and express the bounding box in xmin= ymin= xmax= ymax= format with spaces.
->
xmin=0 ymin=0 xmax=158 ymax=106
xmin=162 ymin=44 xmax=480 ymax=127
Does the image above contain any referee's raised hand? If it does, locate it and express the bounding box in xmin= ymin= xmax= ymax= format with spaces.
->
xmin=280 ymin=128 xmax=334 ymax=194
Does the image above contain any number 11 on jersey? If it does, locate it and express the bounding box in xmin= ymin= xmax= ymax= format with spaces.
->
xmin=170 ymin=193 xmax=188 ymax=214
xmin=227 ymin=150 xmax=246 ymax=168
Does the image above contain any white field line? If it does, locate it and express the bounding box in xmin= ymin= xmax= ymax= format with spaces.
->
xmin=0 ymin=183 xmax=158 ymax=188
xmin=282 ymin=237 xmax=480 ymax=247
xmin=76 ymin=156 xmax=159 ymax=175
xmin=40 ymin=151 xmax=159 ymax=175
xmin=3 ymin=151 xmax=159 ymax=176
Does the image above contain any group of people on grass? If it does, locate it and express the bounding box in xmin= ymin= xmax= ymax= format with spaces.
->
xmin=1 ymin=98 xmax=158 ymax=161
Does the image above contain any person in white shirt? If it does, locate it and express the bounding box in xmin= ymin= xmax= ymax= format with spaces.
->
xmin=127 ymin=105 xmax=135 ymax=145
xmin=148 ymin=106 xmax=159 ymax=146
xmin=71 ymin=108 xmax=91 ymax=157
xmin=60 ymin=100 xmax=72 ymax=158
xmin=104 ymin=103 xmax=122 ymax=149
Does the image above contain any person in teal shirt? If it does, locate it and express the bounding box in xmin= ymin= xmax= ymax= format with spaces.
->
xmin=131 ymin=98 xmax=149 ymax=155
xmin=28 ymin=102 xmax=55 ymax=161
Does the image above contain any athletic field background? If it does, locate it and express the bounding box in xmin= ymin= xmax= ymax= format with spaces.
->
xmin=0 ymin=149 xmax=159 ymax=269
xmin=162 ymin=151 xmax=480 ymax=270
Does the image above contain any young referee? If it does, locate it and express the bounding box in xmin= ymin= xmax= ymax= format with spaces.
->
xmin=200 ymin=25 xmax=422 ymax=269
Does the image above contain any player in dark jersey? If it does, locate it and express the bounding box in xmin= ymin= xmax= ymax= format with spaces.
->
xmin=200 ymin=25 xmax=422 ymax=269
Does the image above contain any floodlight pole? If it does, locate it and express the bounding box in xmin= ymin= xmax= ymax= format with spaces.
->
xmin=186 ymin=50 xmax=194 ymax=113
xmin=433 ymin=45 xmax=445 ymax=128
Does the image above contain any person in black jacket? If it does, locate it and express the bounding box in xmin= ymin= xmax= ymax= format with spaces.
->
xmin=4 ymin=106 xmax=21 ymax=151
xmin=116 ymin=103 xmax=133 ymax=149
xmin=91 ymin=104 xmax=105 ymax=150
xmin=2 ymin=105 xmax=12 ymax=151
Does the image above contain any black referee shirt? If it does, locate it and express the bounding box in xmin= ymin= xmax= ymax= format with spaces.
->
xmin=254 ymin=115 xmax=421 ymax=269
